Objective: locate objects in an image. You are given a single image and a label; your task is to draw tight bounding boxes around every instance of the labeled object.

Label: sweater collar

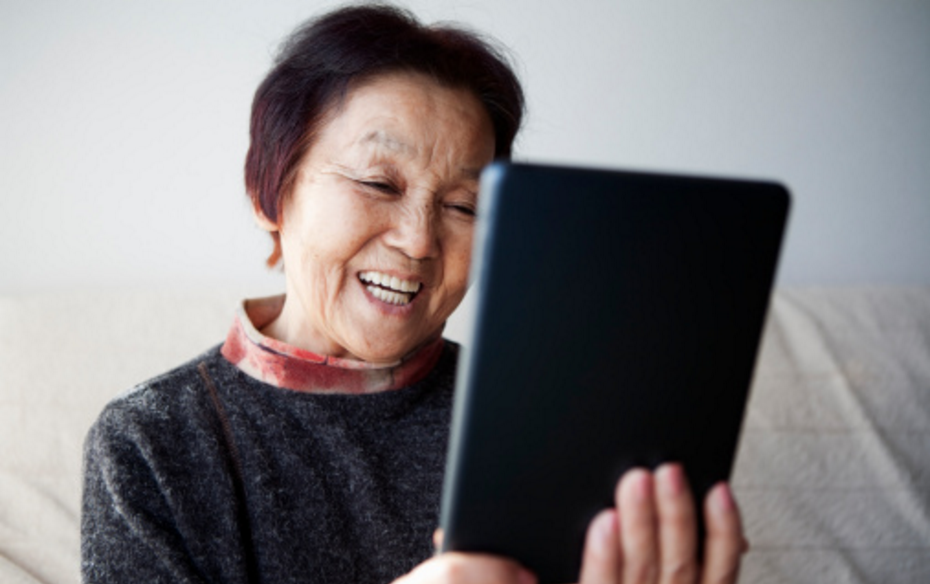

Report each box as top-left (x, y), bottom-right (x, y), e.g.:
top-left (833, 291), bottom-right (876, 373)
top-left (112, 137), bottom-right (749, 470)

top-left (221, 295), bottom-right (444, 394)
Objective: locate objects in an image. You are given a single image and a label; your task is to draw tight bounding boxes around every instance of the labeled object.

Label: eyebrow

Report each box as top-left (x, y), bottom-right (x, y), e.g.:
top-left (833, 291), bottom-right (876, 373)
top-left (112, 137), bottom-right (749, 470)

top-left (359, 130), bottom-right (412, 154)
top-left (358, 130), bottom-right (485, 182)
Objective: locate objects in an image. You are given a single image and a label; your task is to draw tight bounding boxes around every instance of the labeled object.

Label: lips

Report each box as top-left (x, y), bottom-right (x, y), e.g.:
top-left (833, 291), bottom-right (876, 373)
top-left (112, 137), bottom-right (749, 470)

top-left (359, 271), bottom-right (423, 306)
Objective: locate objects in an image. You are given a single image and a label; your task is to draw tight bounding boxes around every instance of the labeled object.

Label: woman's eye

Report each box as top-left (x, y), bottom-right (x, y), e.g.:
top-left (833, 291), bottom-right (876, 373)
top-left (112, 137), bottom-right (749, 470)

top-left (361, 181), bottom-right (398, 194)
top-left (447, 203), bottom-right (476, 217)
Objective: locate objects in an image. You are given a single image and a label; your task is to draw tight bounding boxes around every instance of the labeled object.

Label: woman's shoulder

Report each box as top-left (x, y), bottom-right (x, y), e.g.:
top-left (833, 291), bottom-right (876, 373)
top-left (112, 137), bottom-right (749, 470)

top-left (87, 344), bottom-right (227, 446)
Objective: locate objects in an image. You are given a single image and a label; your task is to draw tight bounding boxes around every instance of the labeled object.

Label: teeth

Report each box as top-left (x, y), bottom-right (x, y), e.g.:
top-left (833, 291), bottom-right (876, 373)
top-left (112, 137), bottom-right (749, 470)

top-left (367, 285), bottom-right (412, 305)
top-left (359, 271), bottom-right (421, 294)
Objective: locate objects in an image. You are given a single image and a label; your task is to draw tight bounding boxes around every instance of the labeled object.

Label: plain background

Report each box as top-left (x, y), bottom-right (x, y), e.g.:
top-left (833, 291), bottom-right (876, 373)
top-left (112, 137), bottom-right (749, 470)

top-left (2, 0), bottom-right (929, 298)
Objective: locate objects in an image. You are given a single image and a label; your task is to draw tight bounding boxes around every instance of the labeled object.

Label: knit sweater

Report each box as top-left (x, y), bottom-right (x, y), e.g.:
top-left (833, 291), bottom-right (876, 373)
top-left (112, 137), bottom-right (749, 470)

top-left (81, 298), bottom-right (458, 584)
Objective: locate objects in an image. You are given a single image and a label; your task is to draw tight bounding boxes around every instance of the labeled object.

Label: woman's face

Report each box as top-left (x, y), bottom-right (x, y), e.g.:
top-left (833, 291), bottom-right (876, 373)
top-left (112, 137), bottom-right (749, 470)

top-left (257, 71), bottom-right (495, 364)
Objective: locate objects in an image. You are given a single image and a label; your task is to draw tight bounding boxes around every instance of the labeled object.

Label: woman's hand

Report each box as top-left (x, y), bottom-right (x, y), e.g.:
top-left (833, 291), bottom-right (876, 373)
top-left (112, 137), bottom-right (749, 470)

top-left (395, 463), bottom-right (744, 584)
top-left (393, 550), bottom-right (537, 584)
top-left (579, 464), bottom-right (746, 584)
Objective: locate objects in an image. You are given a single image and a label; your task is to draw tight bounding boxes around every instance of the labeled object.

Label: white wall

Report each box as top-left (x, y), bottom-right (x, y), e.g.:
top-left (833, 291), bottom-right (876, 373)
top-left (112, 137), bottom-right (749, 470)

top-left (2, 0), bottom-right (929, 295)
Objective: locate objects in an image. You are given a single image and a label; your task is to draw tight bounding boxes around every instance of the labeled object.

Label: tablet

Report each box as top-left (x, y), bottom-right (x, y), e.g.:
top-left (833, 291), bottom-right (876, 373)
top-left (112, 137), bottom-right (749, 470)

top-left (439, 162), bottom-right (790, 583)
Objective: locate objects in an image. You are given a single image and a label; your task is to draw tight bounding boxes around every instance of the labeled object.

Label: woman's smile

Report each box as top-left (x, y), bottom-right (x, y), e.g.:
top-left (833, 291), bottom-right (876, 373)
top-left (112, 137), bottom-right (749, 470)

top-left (358, 271), bottom-right (423, 306)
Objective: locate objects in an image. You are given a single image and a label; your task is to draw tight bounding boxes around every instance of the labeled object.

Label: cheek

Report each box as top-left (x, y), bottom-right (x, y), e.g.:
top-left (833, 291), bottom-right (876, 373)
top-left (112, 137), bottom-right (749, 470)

top-left (287, 193), bottom-right (386, 271)
top-left (441, 229), bottom-right (474, 296)
top-left (451, 246), bottom-right (472, 285)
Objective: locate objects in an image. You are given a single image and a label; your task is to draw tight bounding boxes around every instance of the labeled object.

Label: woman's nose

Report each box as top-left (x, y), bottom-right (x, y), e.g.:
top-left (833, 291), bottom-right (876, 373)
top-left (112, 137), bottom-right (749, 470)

top-left (385, 204), bottom-right (440, 260)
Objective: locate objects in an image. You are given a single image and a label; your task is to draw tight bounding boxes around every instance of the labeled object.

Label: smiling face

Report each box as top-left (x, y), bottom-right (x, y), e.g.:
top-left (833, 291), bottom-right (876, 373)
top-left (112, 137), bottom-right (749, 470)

top-left (255, 71), bottom-right (495, 364)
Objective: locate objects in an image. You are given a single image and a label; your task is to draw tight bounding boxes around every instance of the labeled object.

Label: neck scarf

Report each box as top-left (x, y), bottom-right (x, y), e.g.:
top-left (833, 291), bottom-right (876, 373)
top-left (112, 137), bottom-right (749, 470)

top-left (221, 295), bottom-right (444, 394)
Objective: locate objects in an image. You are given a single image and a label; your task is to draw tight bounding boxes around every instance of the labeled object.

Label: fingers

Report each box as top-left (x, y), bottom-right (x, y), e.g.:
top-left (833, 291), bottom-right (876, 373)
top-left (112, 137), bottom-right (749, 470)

top-left (433, 528), bottom-right (444, 552)
top-left (396, 552), bottom-right (537, 584)
top-left (617, 464), bottom-right (700, 584)
top-left (617, 469), bottom-right (659, 582)
top-left (578, 464), bottom-right (744, 584)
top-left (654, 464), bottom-right (698, 583)
top-left (699, 483), bottom-right (745, 584)
top-left (578, 509), bottom-right (621, 584)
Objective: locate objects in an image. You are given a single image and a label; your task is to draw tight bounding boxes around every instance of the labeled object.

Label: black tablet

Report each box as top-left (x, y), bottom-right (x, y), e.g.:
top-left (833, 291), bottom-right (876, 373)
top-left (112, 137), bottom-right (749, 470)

top-left (439, 162), bottom-right (790, 583)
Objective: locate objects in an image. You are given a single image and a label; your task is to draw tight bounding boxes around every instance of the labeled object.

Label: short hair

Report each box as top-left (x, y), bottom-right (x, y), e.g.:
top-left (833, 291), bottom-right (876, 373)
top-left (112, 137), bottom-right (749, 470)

top-left (245, 3), bottom-right (526, 266)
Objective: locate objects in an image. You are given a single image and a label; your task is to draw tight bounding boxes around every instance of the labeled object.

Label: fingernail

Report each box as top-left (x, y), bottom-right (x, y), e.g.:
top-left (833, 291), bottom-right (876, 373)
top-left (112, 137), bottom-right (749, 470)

top-left (712, 482), bottom-right (735, 513)
top-left (627, 468), bottom-right (652, 502)
top-left (658, 463), bottom-right (685, 496)
top-left (593, 509), bottom-right (617, 550)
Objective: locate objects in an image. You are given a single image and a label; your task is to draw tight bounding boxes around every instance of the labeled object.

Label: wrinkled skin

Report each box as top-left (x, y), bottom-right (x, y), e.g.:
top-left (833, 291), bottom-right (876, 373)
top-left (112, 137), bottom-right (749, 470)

top-left (255, 71), bottom-right (493, 364)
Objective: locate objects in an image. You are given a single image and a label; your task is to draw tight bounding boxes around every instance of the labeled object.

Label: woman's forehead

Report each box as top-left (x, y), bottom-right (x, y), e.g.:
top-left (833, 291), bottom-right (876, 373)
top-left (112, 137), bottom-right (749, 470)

top-left (313, 77), bottom-right (493, 169)
top-left (336, 73), bottom-right (491, 133)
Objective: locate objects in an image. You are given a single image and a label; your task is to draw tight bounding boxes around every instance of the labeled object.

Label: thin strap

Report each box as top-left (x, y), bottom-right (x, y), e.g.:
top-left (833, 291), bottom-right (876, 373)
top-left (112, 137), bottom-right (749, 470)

top-left (198, 362), bottom-right (260, 582)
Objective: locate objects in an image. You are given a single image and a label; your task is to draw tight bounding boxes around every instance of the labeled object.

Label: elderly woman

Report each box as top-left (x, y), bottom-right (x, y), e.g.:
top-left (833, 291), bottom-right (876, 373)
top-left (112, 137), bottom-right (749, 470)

top-left (82, 5), bottom-right (745, 584)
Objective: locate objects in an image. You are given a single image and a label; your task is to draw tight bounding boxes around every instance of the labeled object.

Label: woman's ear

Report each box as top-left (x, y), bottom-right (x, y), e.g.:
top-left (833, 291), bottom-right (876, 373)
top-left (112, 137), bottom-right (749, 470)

top-left (252, 200), bottom-right (279, 233)
top-left (251, 199), bottom-right (284, 267)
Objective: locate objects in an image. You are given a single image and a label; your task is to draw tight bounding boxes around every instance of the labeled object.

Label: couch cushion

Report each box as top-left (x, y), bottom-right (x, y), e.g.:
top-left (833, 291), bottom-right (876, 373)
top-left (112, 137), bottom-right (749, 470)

top-left (0, 288), bottom-right (243, 584)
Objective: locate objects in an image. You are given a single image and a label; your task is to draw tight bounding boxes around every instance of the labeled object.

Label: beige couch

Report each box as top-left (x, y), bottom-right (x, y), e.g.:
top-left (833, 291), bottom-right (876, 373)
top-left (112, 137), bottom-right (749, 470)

top-left (2, 287), bottom-right (928, 583)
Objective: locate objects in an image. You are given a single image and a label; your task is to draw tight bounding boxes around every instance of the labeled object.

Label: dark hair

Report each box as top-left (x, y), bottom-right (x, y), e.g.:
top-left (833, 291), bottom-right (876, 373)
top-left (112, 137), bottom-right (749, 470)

top-left (245, 3), bottom-right (525, 266)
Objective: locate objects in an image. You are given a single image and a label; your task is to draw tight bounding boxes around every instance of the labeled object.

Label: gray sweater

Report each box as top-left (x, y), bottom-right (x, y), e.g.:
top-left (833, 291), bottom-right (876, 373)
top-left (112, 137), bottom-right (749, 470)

top-left (82, 341), bottom-right (458, 584)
